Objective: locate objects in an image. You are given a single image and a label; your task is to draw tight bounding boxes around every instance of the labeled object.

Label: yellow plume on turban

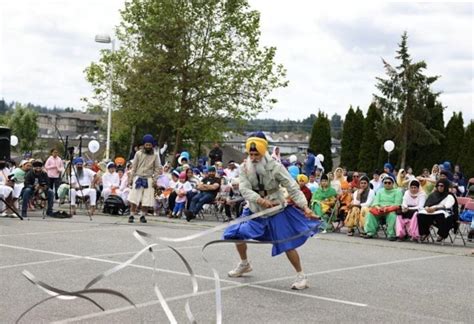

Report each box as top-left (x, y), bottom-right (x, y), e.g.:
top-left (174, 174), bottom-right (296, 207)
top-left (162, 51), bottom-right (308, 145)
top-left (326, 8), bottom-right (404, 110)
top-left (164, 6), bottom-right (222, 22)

top-left (296, 174), bottom-right (308, 184)
top-left (245, 137), bottom-right (268, 156)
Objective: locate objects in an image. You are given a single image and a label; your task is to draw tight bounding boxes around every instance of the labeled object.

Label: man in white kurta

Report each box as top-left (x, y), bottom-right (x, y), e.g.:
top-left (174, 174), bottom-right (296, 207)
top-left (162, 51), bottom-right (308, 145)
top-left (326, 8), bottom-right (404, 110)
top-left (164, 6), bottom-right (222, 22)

top-left (70, 157), bottom-right (97, 215)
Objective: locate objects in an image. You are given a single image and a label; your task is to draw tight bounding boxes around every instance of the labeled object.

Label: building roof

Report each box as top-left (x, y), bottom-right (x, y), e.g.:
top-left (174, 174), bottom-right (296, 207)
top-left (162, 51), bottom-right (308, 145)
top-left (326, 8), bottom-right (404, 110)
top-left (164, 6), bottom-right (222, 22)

top-left (38, 112), bottom-right (101, 121)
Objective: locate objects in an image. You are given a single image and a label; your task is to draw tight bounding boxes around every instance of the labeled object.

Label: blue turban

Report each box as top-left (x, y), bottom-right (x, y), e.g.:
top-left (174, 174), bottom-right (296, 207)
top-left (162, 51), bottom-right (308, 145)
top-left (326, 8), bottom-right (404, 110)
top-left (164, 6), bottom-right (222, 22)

top-left (143, 134), bottom-right (154, 144)
top-left (384, 163), bottom-right (394, 172)
top-left (443, 161), bottom-right (451, 171)
top-left (73, 157), bottom-right (84, 165)
top-left (250, 131), bottom-right (267, 140)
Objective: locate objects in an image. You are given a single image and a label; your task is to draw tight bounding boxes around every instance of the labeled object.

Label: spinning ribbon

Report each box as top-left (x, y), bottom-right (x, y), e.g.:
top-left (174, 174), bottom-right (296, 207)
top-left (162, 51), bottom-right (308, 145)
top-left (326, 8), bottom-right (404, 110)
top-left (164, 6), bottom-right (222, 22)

top-left (17, 205), bottom-right (321, 323)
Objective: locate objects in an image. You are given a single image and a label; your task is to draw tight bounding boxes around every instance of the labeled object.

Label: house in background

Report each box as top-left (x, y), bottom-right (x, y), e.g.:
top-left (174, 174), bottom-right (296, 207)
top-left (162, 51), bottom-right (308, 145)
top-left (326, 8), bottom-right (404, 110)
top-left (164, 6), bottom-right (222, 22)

top-left (37, 112), bottom-right (101, 139)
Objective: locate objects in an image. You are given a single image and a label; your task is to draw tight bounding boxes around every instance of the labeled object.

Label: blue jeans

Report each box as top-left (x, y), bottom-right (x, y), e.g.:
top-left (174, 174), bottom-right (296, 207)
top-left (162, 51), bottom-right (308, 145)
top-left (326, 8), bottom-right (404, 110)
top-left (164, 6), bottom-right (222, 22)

top-left (189, 192), bottom-right (215, 215)
top-left (22, 187), bottom-right (54, 216)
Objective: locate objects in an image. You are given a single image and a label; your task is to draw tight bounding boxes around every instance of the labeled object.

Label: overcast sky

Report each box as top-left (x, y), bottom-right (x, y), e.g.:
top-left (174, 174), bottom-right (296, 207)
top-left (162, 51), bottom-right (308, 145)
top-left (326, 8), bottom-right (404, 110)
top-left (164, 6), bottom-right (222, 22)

top-left (1, 1), bottom-right (472, 124)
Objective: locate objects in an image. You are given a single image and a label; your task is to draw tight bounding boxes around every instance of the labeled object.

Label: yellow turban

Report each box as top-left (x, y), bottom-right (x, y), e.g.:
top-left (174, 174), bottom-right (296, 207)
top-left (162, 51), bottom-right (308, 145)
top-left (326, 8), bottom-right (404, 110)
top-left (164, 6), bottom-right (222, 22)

top-left (297, 174), bottom-right (308, 184)
top-left (245, 137), bottom-right (268, 156)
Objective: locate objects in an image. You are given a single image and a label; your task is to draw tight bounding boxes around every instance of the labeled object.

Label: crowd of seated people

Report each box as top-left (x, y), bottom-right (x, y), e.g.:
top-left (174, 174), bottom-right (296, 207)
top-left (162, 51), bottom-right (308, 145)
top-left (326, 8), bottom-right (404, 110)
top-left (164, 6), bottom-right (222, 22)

top-left (1, 143), bottom-right (473, 249)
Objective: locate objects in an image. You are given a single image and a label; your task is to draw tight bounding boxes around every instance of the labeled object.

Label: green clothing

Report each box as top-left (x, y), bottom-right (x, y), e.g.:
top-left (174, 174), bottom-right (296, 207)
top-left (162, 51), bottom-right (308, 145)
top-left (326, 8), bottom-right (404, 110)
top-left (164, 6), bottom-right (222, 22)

top-left (311, 187), bottom-right (337, 217)
top-left (312, 186), bottom-right (337, 201)
top-left (371, 188), bottom-right (403, 207)
top-left (364, 188), bottom-right (402, 238)
top-left (12, 168), bottom-right (26, 183)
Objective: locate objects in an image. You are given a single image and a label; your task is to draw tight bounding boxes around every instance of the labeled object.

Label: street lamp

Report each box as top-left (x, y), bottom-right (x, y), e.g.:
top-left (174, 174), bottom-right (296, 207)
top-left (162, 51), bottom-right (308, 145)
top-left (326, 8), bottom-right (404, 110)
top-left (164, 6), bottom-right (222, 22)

top-left (94, 34), bottom-right (115, 161)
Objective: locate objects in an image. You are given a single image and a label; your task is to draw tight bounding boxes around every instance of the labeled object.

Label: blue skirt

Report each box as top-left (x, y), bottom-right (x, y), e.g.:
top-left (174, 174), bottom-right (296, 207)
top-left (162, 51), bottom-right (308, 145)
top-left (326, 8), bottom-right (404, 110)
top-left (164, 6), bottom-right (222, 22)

top-left (223, 205), bottom-right (321, 256)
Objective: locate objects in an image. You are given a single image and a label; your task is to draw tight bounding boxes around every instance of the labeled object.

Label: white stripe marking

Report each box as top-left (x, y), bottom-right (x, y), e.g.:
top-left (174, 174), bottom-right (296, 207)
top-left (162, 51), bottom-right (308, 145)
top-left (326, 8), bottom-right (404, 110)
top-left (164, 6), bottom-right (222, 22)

top-left (1, 243), bottom-right (452, 323)
top-left (0, 257), bottom-right (77, 270)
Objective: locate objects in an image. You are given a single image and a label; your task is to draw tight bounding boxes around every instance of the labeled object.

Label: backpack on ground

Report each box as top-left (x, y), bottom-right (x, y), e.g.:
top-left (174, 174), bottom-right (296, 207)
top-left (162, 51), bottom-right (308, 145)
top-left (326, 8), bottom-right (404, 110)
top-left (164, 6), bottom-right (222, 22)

top-left (103, 195), bottom-right (126, 215)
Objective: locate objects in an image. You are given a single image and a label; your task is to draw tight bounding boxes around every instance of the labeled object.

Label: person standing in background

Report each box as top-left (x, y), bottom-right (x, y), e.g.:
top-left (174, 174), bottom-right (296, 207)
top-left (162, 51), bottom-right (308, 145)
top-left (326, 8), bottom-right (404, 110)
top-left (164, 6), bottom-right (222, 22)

top-left (44, 149), bottom-right (64, 200)
top-left (209, 142), bottom-right (223, 166)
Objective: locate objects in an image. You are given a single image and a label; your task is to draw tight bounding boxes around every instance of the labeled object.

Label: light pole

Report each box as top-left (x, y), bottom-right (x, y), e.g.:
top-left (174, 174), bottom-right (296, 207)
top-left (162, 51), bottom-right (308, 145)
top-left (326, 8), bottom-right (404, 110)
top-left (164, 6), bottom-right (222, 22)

top-left (94, 34), bottom-right (115, 161)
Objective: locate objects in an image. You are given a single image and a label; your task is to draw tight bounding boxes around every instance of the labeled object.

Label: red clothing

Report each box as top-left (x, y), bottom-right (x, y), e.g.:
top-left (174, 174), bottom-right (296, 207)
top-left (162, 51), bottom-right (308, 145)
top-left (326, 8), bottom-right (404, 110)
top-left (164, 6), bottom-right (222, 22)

top-left (350, 179), bottom-right (360, 190)
top-left (300, 185), bottom-right (312, 206)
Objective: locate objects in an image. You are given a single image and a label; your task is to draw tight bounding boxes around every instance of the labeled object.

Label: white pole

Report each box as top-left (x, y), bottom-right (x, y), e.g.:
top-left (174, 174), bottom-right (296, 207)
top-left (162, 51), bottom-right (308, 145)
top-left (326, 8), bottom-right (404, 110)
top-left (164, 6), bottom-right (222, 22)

top-left (105, 39), bottom-right (115, 161)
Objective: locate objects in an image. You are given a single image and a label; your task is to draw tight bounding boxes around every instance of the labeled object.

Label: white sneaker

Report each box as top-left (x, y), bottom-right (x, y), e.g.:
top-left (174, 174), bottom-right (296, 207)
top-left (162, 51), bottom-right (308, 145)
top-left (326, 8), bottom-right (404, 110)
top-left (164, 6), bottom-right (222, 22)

top-left (291, 274), bottom-right (308, 290)
top-left (228, 262), bottom-right (252, 277)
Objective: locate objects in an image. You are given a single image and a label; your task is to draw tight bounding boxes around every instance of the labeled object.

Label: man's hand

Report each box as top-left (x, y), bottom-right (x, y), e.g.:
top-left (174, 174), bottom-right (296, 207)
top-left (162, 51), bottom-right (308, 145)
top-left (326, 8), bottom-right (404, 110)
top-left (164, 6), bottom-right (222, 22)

top-left (303, 206), bottom-right (319, 219)
top-left (257, 198), bottom-right (278, 208)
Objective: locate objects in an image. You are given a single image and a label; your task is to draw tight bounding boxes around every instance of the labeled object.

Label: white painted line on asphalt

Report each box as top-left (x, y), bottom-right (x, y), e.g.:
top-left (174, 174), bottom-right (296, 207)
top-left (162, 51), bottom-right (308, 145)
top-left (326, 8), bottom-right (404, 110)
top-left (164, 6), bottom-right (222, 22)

top-left (89, 245), bottom-right (203, 258)
top-left (2, 243), bottom-right (455, 323)
top-left (0, 257), bottom-right (77, 270)
top-left (250, 254), bottom-right (452, 286)
top-left (247, 284), bottom-right (367, 307)
top-left (0, 227), bottom-right (128, 238)
top-left (52, 280), bottom-right (366, 324)
top-left (0, 244), bottom-right (83, 258)
top-left (0, 244), bottom-right (210, 277)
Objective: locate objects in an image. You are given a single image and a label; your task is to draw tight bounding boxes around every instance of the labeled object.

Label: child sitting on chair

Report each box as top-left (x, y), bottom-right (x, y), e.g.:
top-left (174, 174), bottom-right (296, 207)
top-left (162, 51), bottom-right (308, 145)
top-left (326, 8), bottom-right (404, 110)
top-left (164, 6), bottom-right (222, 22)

top-left (172, 171), bottom-right (192, 218)
top-left (337, 181), bottom-right (353, 228)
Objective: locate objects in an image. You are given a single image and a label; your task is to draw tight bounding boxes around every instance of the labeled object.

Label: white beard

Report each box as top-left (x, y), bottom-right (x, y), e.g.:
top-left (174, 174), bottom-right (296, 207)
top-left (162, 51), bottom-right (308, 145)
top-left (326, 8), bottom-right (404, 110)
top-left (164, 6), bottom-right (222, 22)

top-left (246, 153), bottom-right (269, 177)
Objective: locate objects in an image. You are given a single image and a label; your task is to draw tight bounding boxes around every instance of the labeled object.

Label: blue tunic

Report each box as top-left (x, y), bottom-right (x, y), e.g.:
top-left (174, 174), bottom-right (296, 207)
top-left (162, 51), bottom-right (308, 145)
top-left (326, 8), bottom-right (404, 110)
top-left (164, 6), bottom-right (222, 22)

top-left (223, 205), bottom-right (320, 256)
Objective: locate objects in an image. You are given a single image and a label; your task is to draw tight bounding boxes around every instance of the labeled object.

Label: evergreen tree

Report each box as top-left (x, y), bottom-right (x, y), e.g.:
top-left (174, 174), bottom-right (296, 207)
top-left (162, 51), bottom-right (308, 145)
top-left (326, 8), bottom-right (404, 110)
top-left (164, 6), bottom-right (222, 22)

top-left (407, 94), bottom-right (445, 174)
top-left (340, 106), bottom-right (355, 168)
top-left (458, 121), bottom-right (474, 178)
top-left (358, 103), bottom-right (383, 173)
top-left (354, 107), bottom-right (365, 165)
top-left (340, 107), bottom-right (364, 170)
top-left (444, 112), bottom-right (465, 165)
top-left (309, 111), bottom-right (332, 172)
top-left (374, 31), bottom-right (442, 168)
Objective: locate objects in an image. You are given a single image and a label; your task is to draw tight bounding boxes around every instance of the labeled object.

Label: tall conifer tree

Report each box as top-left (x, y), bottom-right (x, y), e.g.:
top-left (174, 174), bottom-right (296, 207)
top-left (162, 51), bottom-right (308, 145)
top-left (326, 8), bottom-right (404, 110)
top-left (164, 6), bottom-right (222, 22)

top-left (458, 121), bottom-right (474, 178)
top-left (358, 103), bottom-right (383, 173)
top-left (309, 111), bottom-right (333, 172)
top-left (374, 32), bottom-right (442, 168)
top-left (444, 112), bottom-right (464, 165)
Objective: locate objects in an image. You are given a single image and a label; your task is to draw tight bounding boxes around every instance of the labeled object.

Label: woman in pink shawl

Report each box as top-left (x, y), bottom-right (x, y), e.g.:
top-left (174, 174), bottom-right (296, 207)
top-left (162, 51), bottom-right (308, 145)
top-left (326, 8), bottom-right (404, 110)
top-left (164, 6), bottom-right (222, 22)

top-left (271, 146), bottom-right (281, 162)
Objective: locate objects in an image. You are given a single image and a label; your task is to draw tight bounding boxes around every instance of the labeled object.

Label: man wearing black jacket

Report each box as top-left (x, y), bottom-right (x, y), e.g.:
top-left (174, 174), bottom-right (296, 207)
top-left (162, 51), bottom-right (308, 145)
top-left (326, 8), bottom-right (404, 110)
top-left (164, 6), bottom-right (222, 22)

top-left (208, 142), bottom-right (223, 166)
top-left (22, 160), bottom-right (54, 218)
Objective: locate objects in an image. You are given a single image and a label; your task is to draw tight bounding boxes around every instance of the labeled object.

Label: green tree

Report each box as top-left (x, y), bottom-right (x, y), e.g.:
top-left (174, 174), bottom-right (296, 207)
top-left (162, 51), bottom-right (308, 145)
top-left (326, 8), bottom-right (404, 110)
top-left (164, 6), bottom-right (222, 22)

top-left (340, 106), bottom-right (355, 168)
top-left (340, 106), bottom-right (364, 170)
top-left (458, 121), bottom-right (474, 178)
top-left (374, 31), bottom-right (443, 168)
top-left (309, 111), bottom-right (332, 172)
top-left (7, 104), bottom-right (38, 153)
top-left (444, 112), bottom-right (464, 165)
top-left (85, 0), bottom-right (287, 159)
top-left (407, 94), bottom-right (445, 173)
top-left (358, 102), bottom-right (383, 173)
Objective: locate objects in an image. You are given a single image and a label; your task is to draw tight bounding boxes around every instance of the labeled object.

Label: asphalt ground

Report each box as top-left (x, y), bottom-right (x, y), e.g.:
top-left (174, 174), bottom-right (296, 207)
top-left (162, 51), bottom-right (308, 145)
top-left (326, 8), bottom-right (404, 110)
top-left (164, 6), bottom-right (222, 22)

top-left (1, 209), bottom-right (473, 324)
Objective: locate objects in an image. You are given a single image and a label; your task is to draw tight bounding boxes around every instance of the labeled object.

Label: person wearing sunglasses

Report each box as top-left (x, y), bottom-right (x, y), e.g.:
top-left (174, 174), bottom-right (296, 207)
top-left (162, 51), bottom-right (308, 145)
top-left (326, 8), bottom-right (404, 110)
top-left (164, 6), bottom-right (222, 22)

top-left (416, 178), bottom-right (458, 242)
top-left (364, 175), bottom-right (403, 240)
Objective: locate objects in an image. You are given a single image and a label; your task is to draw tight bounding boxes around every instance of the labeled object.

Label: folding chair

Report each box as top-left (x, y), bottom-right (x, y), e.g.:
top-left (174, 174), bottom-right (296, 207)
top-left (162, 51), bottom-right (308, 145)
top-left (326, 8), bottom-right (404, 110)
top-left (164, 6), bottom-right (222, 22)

top-left (321, 201), bottom-right (340, 232)
top-left (380, 219), bottom-right (390, 238)
top-left (453, 201), bottom-right (474, 246)
top-left (199, 201), bottom-right (223, 221)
